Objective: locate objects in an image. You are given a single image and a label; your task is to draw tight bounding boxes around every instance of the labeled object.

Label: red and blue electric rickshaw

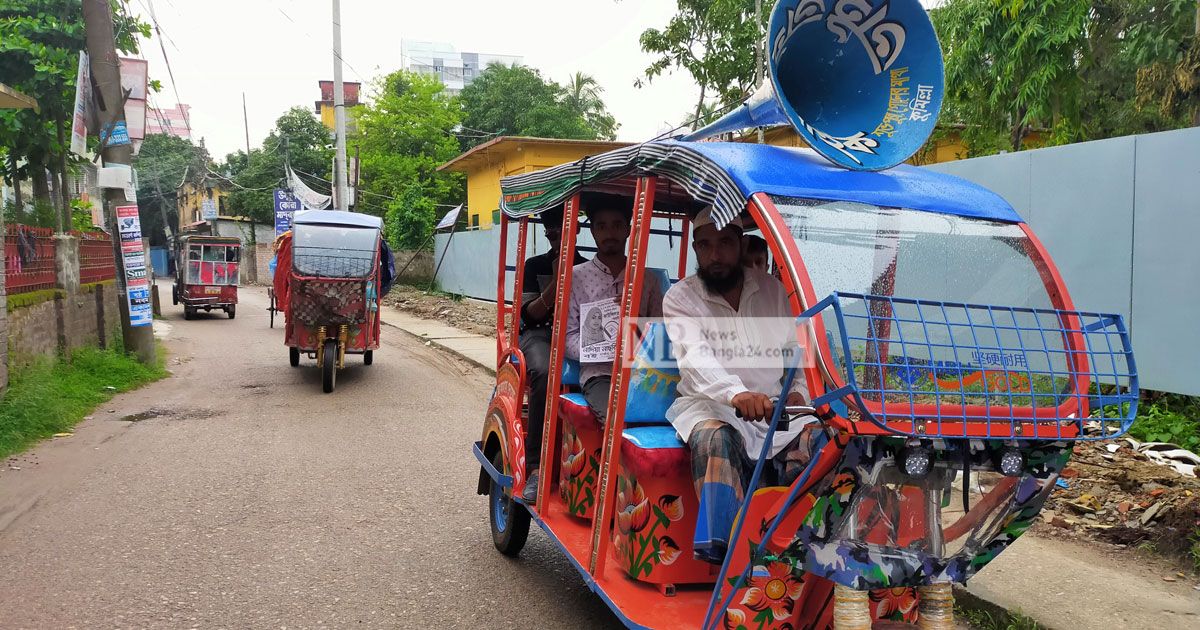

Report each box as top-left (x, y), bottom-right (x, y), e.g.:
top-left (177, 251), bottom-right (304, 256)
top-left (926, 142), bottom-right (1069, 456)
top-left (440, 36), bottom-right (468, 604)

top-left (471, 1), bottom-right (1138, 627)
top-left (173, 235), bottom-right (241, 320)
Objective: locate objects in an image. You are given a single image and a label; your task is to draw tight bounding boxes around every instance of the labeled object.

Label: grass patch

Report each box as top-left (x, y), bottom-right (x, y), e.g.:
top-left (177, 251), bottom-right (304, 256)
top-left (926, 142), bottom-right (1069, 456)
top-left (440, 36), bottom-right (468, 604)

top-left (957, 605), bottom-right (1042, 630)
top-left (0, 346), bottom-right (167, 459)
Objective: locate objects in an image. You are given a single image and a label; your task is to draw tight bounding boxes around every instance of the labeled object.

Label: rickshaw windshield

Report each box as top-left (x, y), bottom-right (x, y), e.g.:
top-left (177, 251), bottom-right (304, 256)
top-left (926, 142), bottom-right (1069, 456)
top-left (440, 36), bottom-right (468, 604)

top-left (184, 243), bottom-right (240, 286)
top-left (293, 225), bottom-right (378, 278)
top-left (773, 196), bottom-right (1077, 409)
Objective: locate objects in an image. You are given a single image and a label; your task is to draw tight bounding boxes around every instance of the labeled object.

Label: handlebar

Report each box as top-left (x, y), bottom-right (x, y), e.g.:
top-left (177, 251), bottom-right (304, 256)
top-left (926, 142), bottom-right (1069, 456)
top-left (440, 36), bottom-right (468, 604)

top-left (734, 397), bottom-right (817, 431)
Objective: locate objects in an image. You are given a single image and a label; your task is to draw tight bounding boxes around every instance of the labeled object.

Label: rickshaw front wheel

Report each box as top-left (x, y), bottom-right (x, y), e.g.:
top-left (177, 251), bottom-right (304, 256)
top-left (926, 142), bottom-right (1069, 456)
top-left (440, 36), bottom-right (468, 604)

top-left (289, 347), bottom-right (300, 367)
top-left (321, 339), bottom-right (338, 393)
top-left (489, 449), bottom-right (530, 557)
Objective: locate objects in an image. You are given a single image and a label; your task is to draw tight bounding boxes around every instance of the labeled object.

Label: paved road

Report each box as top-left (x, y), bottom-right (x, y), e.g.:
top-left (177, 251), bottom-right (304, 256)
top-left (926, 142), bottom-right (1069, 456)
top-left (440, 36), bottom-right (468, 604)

top-left (0, 282), bottom-right (618, 629)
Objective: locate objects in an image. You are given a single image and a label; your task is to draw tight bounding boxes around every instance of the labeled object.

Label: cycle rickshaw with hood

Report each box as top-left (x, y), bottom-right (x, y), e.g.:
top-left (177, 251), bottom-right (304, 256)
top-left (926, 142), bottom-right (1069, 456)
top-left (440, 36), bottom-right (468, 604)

top-left (471, 1), bottom-right (1138, 627)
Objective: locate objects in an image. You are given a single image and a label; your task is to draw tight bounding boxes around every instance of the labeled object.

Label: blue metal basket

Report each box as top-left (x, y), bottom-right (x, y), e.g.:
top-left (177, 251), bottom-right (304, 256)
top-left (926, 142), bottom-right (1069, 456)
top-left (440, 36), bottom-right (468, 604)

top-left (801, 292), bottom-right (1138, 440)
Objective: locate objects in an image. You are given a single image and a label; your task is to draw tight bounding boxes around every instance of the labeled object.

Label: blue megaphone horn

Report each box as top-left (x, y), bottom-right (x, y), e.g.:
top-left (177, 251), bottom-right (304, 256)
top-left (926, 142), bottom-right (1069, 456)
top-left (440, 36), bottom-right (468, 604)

top-left (680, 0), bottom-right (944, 171)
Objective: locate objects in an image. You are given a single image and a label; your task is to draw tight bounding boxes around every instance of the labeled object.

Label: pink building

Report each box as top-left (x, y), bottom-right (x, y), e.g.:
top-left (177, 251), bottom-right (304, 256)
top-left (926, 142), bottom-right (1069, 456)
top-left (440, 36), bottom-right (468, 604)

top-left (147, 103), bottom-right (192, 139)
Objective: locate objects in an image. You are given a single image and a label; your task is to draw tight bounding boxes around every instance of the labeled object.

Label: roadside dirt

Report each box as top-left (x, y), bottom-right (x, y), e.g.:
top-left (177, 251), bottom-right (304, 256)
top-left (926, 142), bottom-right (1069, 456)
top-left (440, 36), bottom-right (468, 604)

top-left (384, 285), bottom-right (498, 338)
top-left (1039, 439), bottom-right (1200, 573)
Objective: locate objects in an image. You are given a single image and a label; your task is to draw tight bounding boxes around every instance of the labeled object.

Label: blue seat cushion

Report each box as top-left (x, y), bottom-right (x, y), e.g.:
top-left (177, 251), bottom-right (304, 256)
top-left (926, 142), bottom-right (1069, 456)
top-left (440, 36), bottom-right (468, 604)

top-left (621, 425), bottom-right (689, 478)
top-left (623, 322), bottom-right (679, 424)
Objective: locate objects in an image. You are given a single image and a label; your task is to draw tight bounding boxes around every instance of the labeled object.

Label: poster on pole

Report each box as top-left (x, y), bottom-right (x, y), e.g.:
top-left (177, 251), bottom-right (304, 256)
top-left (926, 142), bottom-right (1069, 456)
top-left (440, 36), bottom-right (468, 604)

top-left (274, 189), bottom-right (299, 236)
top-left (116, 205), bottom-right (153, 328)
top-left (70, 51), bottom-right (91, 157)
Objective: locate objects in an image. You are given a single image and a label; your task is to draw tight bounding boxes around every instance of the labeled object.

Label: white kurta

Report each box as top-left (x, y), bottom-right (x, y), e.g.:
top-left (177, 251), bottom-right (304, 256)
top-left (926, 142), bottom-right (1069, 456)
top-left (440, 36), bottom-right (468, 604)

top-left (664, 270), bottom-right (811, 458)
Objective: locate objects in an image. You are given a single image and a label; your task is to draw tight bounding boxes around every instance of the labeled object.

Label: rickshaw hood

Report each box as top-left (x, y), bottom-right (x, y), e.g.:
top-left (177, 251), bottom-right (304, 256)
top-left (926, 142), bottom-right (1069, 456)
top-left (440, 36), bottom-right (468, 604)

top-left (498, 140), bottom-right (1021, 230)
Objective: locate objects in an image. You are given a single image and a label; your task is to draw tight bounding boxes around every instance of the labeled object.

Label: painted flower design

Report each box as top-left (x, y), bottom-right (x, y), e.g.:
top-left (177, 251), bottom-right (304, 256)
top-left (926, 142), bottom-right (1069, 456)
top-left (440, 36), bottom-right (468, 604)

top-left (562, 434), bottom-right (586, 477)
top-left (615, 477), bottom-right (650, 534)
top-left (740, 563), bottom-right (804, 620)
top-left (657, 536), bottom-right (681, 565)
top-left (869, 587), bottom-right (918, 620)
top-left (658, 495), bottom-right (684, 522)
top-left (722, 608), bottom-right (747, 630)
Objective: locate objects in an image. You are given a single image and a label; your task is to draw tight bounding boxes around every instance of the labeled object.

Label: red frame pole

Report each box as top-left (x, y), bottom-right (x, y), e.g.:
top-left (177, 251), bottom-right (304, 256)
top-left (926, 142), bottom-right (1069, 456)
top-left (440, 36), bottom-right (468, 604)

top-left (511, 218), bottom-right (529, 351)
top-left (588, 176), bottom-right (656, 576)
top-left (536, 194), bottom-right (582, 507)
top-left (496, 214), bottom-right (509, 360)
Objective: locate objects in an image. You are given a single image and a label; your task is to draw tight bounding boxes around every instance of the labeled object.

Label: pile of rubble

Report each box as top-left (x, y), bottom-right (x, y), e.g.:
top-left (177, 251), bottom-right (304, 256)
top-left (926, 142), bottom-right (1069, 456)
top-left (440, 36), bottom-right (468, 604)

top-left (384, 285), bottom-right (497, 337)
top-left (1040, 437), bottom-right (1200, 569)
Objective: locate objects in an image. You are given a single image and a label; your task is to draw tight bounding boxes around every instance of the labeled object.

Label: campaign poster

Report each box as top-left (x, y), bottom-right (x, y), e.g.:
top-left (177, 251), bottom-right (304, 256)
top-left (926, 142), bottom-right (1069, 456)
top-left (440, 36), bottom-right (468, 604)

top-left (579, 298), bottom-right (621, 363)
top-left (116, 205), bottom-right (153, 327)
top-left (274, 189), bottom-right (299, 236)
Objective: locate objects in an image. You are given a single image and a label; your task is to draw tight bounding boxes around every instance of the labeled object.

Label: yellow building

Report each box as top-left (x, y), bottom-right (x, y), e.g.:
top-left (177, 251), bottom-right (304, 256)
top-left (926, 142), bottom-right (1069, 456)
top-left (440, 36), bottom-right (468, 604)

top-left (176, 175), bottom-right (230, 231)
top-left (438, 137), bottom-right (633, 229)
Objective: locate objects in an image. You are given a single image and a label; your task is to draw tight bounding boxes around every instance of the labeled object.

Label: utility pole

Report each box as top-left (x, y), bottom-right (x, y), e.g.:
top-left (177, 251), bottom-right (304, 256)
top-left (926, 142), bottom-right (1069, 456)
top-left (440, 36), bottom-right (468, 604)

top-left (242, 92), bottom-right (252, 157)
top-left (331, 0), bottom-right (350, 210)
top-left (82, 0), bottom-right (156, 365)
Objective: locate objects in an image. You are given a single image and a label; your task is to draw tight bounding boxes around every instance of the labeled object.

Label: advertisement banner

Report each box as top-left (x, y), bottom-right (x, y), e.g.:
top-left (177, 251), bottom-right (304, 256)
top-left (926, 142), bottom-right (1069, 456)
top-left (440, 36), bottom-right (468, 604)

top-left (116, 205), bottom-right (153, 327)
top-left (118, 58), bottom-right (148, 141)
top-left (274, 189), bottom-right (299, 235)
top-left (71, 51), bottom-right (91, 157)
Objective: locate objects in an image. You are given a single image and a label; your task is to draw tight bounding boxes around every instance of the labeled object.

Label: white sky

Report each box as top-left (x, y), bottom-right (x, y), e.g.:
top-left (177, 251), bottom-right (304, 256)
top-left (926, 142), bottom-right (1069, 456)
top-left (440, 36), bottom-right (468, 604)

top-left (128, 0), bottom-right (702, 160)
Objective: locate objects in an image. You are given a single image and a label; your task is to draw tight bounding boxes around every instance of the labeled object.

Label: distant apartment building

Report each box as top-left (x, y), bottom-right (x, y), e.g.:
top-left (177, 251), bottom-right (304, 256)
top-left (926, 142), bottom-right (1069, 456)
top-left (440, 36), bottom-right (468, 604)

top-left (147, 103), bottom-right (192, 139)
top-left (401, 41), bottom-right (522, 94)
top-left (315, 80), bottom-right (361, 131)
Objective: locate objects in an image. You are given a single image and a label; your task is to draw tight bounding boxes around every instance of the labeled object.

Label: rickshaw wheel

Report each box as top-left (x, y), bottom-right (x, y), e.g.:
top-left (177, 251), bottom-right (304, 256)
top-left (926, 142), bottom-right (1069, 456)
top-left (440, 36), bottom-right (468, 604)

top-left (227, 305), bottom-right (236, 319)
top-left (171, 286), bottom-right (178, 306)
top-left (321, 339), bottom-right (337, 393)
top-left (289, 347), bottom-right (300, 367)
top-left (183, 306), bottom-right (193, 320)
top-left (363, 350), bottom-right (373, 365)
top-left (489, 449), bottom-right (530, 557)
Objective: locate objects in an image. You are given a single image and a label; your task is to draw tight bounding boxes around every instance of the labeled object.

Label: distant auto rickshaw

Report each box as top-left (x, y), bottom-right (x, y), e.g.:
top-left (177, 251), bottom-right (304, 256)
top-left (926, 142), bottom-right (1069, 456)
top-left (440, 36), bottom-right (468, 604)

top-left (172, 235), bottom-right (241, 320)
top-left (471, 2), bottom-right (1139, 628)
top-left (276, 210), bottom-right (386, 393)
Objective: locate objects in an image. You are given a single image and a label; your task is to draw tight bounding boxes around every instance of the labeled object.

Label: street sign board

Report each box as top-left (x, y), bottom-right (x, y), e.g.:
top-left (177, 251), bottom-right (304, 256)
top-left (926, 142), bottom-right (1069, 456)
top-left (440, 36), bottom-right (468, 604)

top-left (201, 199), bottom-right (218, 220)
top-left (274, 189), bottom-right (299, 235)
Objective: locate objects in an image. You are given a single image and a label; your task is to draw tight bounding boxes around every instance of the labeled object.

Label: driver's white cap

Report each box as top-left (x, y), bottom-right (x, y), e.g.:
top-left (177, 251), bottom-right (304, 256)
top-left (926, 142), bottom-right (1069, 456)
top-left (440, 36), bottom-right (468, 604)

top-left (692, 206), bottom-right (744, 234)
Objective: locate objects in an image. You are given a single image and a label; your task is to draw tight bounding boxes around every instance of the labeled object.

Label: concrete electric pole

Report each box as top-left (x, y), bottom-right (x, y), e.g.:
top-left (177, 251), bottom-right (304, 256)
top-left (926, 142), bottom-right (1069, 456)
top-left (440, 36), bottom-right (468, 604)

top-left (82, 0), bottom-right (156, 365)
top-left (331, 0), bottom-right (350, 210)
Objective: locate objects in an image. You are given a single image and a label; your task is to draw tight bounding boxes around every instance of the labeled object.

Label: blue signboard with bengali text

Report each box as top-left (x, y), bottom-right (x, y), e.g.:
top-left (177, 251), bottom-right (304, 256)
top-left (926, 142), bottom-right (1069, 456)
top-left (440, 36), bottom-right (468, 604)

top-left (274, 189), bottom-right (299, 236)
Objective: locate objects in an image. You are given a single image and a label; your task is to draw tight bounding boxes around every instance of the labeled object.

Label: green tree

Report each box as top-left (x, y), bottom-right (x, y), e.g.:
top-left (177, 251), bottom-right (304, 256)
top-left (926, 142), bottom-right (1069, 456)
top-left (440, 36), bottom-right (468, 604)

top-left (635, 0), bottom-right (762, 126)
top-left (565, 72), bottom-right (619, 140)
top-left (0, 0), bottom-right (149, 224)
top-left (223, 107), bottom-right (333, 224)
top-left (459, 64), bottom-right (597, 148)
top-left (352, 70), bottom-right (463, 248)
top-left (933, 0), bottom-right (1200, 155)
top-left (134, 134), bottom-right (210, 245)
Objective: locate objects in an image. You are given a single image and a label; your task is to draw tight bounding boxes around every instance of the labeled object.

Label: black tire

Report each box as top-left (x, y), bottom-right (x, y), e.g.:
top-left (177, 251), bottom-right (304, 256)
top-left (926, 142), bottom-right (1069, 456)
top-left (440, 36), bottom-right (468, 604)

top-left (289, 347), bottom-right (300, 367)
top-left (489, 449), bottom-right (530, 557)
top-left (363, 350), bottom-right (373, 365)
top-left (171, 285), bottom-right (178, 306)
top-left (321, 339), bottom-right (337, 393)
top-left (183, 306), bottom-right (193, 320)
top-left (269, 300), bottom-right (275, 328)
top-left (227, 305), bottom-right (236, 319)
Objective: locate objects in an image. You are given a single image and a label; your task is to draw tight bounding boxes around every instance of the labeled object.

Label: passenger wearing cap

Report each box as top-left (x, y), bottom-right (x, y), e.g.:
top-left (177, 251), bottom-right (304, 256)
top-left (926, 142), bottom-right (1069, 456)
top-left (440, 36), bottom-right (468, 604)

top-left (662, 207), bottom-right (816, 564)
top-left (563, 193), bottom-right (665, 423)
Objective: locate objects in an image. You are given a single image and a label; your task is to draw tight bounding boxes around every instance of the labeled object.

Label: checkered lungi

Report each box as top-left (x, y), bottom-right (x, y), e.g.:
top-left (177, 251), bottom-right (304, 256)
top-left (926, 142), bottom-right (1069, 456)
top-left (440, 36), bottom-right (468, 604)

top-left (687, 419), bottom-right (817, 563)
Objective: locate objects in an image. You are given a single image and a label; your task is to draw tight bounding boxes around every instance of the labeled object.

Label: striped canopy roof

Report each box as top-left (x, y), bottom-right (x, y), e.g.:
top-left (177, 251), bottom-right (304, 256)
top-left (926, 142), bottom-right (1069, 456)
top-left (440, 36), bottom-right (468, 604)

top-left (498, 140), bottom-right (1022, 229)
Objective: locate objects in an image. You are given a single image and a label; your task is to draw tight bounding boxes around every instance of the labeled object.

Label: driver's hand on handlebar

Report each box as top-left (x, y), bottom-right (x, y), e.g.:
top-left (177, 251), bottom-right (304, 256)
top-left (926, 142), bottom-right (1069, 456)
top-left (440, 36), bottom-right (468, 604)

top-left (731, 392), bottom-right (774, 423)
